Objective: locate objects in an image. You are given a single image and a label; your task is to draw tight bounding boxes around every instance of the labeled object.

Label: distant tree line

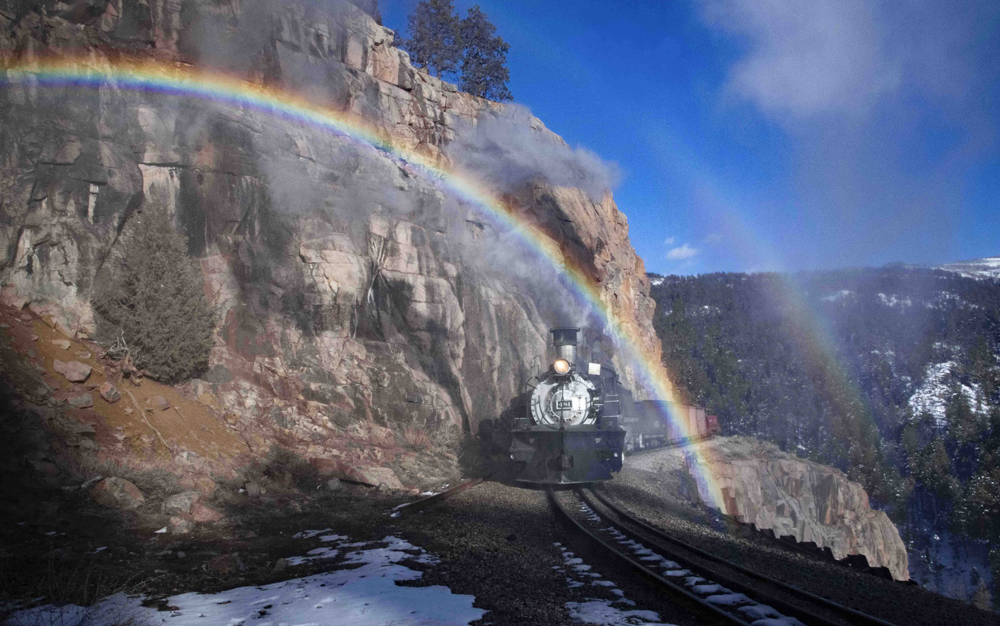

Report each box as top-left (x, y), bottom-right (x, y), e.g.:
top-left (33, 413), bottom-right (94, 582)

top-left (649, 267), bottom-right (1000, 604)
top-left (400, 0), bottom-right (512, 101)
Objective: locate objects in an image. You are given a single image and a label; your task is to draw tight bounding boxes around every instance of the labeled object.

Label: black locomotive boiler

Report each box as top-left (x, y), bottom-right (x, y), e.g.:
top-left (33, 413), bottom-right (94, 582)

top-left (509, 328), bottom-right (626, 484)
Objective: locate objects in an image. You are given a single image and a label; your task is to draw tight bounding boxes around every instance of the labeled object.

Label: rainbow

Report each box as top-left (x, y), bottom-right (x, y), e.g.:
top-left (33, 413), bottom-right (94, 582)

top-left (0, 58), bottom-right (729, 509)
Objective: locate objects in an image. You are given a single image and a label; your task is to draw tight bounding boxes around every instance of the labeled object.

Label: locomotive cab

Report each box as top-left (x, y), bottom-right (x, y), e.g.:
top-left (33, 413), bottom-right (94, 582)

top-left (509, 327), bottom-right (626, 485)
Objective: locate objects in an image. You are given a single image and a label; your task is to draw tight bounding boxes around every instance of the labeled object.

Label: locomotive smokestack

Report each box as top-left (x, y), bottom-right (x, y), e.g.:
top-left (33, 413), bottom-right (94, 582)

top-left (551, 327), bottom-right (580, 365)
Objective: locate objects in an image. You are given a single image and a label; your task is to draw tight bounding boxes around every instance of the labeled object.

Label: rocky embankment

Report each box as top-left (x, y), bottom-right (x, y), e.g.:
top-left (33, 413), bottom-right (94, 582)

top-left (0, 0), bottom-right (660, 491)
top-left (627, 437), bottom-right (909, 581)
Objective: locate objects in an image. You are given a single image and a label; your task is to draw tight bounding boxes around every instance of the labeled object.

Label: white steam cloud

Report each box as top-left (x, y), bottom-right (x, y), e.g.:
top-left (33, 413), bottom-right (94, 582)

top-left (446, 105), bottom-right (621, 202)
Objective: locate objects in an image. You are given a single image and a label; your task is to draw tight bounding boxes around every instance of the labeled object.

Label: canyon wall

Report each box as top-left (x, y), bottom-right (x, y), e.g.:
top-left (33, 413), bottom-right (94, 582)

top-left (0, 0), bottom-right (661, 481)
top-left (689, 438), bottom-right (909, 580)
top-left (630, 438), bottom-right (909, 581)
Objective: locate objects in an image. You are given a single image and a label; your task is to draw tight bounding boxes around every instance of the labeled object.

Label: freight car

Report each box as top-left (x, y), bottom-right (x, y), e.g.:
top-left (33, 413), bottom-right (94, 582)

top-left (621, 399), bottom-right (720, 452)
top-left (509, 328), bottom-right (626, 484)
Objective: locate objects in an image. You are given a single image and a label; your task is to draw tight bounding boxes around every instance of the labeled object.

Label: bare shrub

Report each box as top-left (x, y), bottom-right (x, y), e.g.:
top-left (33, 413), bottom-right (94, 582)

top-left (222, 446), bottom-right (322, 497)
top-left (76, 450), bottom-right (179, 500)
top-left (0, 553), bottom-right (152, 626)
top-left (403, 426), bottom-right (433, 451)
top-left (92, 205), bottom-right (214, 384)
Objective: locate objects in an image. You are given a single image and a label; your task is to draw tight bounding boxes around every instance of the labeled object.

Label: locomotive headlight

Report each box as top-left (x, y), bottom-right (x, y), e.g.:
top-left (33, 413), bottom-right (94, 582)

top-left (553, 359), bottom-right (571, 375)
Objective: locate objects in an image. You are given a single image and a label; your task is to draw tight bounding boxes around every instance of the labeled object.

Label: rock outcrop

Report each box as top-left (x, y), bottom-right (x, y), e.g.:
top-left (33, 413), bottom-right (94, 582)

top-left (632, 437), bottom-right (910, 581)
top-left (0, 0), bottom-right (663, 480)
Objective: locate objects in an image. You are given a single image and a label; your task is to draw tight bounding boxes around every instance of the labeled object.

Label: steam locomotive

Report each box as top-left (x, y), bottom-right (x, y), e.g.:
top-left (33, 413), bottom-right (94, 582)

top-left (509, 328), bottom-right (626, 484)
top-left (508, 327), bottom-right (720, 485)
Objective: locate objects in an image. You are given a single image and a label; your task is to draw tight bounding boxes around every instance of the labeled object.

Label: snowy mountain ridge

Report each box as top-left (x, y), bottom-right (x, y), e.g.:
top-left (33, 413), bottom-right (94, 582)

top-left (937, 256), bottom-right (1000, 281)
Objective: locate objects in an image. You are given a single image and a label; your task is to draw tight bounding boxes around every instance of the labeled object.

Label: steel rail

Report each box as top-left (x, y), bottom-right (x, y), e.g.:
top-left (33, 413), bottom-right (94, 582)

top-left (389, 476), bottom-right (486, 517)
top-left (546, 487), bottom-right (751, 626)
top-left (587, 488), bottom-right (898, 626)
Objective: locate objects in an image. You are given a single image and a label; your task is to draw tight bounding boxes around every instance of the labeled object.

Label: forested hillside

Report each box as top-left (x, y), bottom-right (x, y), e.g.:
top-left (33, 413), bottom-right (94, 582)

top-left (650, 267), bottom-right (1000, 594)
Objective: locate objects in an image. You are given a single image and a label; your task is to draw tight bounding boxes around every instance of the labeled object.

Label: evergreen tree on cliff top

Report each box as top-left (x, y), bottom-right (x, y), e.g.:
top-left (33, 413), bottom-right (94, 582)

top-left (402, 1), bottom-right (512, 101)
top-left (459, 6), bottom-right (512, 101)
top-left (402, 0), bottom-right (462, 79)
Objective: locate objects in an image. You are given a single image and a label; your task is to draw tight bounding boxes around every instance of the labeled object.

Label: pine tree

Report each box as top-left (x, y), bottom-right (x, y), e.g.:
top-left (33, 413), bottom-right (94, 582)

top-left (402, 0), bottom-right (462, 79)
top-left (458, 6), bottom-right (512, 101)
top-left (92, 206), bottom-right (215, 383)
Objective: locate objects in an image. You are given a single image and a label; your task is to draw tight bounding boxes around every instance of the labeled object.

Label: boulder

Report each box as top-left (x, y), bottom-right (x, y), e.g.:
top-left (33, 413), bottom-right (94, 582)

top-left (99, 382), bottom-right (121, 403)
top-left (163, 491), bottom-right (200, 515)
top-left (179, 475), bottom-right (217, 498)
top-left (53, 360), bottom-right (92, 383)
top-left (66, 393), bottom-right (94, 408)
top-left (190, 502), bottom-right (223, 523)
top-left (325, 477), bottom-right (344, 491)
top-left (169, 516), bottom-right (194, 534)
top-left (207, 553), bottom-right (245, 575)
top-left (90, 477), bottom-right (145, 510)
top-left (147, 396), bottom-right (170, 411)
top-left (51, 339), bottom-right (71, 350)
top-left (307, 458), bottom-right (404, 490)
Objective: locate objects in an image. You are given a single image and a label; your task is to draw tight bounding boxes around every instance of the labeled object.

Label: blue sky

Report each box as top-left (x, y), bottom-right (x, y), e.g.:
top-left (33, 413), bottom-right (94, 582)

top-left (381, 0), bottom-right (1000, 276)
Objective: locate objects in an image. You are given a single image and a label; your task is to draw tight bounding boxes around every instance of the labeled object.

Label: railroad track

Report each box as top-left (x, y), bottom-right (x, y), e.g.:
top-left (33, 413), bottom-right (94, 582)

top-left (389, 476), bottom-right (486, 517)
top-left (549, 486), bottom-right (898, 626)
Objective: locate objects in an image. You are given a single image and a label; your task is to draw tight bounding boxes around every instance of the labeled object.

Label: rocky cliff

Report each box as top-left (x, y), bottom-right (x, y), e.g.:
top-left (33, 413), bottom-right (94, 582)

top-left (0, 0), bottom-right (661, 485)
top-left (629, 437), bottom-right (910, 581)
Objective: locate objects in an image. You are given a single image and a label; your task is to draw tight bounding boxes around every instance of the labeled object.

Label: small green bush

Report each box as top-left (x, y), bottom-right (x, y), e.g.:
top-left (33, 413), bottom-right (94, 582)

top-left (93, 206), bottom-right (215, 383)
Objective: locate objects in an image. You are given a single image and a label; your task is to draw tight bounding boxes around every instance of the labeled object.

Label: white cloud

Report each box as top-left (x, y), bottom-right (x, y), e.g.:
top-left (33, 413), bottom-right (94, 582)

top-left (699, 0), bottom-right (900, 120)
top-left (663, 236), bottom-right (676, 245)
top-left (696, 0), bottom-right (999, 270)
top-left (666, 244), bottom-right (699, 260)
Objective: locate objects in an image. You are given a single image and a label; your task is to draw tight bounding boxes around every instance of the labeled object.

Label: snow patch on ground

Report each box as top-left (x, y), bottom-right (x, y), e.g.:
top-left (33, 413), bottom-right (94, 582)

top-left (650, 276), bottom-right (664, 286)
top-left (908, 361), bottom-right (981, 426)
top-left (554, 542), bottom-right (673, 625)
top-left (821, 290), bottom-right (854, 302)
top-left (565, 600), bottom-right (670, 626)
top-left (8, 534), bottom-right (481, 626)
top-left (877, 293), bottom-right (912, 308)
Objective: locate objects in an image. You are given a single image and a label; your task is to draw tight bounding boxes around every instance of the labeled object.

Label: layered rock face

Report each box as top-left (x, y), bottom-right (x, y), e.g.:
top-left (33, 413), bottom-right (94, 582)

top-left (632, 438), bottom-right (909, 581)
top-left (0, 0), bottom-right (661, 479)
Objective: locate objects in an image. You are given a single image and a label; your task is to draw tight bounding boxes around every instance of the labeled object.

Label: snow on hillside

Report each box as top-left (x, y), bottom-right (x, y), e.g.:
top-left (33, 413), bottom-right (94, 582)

top-left (821, 290), bottom-right (854, 302)
top-left (908, 361), bottom-right (981, 426)
top-left (650, 275), bottom-right (664, 286)
top-left (937, 256), bottom-right (1000, 280)
top-left (878, 293), bottom-right (912, 308)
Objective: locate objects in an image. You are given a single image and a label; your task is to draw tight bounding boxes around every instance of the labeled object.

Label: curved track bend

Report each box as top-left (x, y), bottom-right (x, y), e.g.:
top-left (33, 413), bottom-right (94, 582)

top-left (581, 487), bottom-right (898, 626)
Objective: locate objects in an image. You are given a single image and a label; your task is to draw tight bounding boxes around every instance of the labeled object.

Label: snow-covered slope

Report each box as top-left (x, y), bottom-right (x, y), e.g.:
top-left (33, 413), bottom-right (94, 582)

top-left (937, 256), bottom-right (1000, 280)
top-left (908, 361), bottom-right (983, 426)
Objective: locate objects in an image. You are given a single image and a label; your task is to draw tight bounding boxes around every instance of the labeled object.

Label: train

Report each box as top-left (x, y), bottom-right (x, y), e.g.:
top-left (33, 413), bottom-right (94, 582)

top-left (621, 398), bottom-right (720, 452)
top-left (508, 327), bottom-right (720, 485)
